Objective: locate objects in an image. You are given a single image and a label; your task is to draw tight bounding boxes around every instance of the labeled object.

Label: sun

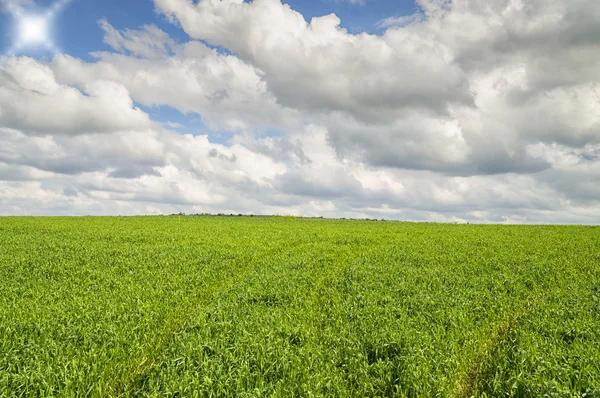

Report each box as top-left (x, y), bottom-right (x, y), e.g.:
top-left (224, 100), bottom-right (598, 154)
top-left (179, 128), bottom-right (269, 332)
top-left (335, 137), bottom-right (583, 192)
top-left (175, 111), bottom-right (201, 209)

top-left (19, 15), bottom-right (50, 46)
top-left (2, 0), bottom-right (73, 56)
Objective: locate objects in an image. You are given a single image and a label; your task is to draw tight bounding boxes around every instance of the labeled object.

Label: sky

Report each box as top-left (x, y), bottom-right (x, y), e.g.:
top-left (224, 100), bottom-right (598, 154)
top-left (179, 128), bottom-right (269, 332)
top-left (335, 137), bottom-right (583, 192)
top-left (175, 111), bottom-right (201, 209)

top-left (0, 0), bottom-right (599, 223)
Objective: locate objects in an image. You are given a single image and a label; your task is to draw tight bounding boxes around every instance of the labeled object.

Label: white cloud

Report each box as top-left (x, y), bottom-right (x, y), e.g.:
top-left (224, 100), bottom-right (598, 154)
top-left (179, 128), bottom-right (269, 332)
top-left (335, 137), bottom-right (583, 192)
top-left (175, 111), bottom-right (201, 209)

top-left (154, 0), bottom-right (472, 120)
top-left (0, 57), bottom-right (155, 134)
top-left (1, 0), bottom-right (600, 223)
top-left (152, 0), bottom-right (600, 175)
top-left (51, 23), bottom-right (299, 133)
top-left (377, 13), bottom-right (423, 29)
top-left (99, 19), bottom-right (176, 59)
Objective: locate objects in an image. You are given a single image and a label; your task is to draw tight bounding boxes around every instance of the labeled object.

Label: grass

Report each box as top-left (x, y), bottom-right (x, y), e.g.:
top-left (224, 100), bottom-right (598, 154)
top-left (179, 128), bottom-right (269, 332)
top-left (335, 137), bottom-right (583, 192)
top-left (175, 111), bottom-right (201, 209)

top-left (0, 216), bottom-right (599, 397)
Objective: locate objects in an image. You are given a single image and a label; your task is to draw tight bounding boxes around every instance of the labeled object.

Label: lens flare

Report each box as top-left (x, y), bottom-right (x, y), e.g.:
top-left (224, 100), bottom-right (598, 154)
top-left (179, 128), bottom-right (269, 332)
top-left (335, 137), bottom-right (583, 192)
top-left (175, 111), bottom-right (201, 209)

top-left (2, 0), bottom-right (73, 56)
top-left (19, 16), bottom-right (49, 45)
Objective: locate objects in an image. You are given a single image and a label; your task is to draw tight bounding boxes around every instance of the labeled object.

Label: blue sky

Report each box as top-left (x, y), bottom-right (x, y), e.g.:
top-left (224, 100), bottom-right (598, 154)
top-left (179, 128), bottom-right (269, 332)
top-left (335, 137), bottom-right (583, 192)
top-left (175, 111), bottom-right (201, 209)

top-left (1, 0), bottom-right (417, 60)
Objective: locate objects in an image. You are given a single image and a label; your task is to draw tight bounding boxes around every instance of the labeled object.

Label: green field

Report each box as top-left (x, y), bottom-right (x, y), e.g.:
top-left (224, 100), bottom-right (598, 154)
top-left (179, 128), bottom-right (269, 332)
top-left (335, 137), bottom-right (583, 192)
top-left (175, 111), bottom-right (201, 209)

top-left (0, 217), bottom-right (599, 397)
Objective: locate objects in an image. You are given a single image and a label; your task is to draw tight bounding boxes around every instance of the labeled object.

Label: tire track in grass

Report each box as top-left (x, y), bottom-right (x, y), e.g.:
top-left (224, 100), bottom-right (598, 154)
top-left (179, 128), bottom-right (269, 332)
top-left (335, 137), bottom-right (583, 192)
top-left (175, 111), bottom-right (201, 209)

top-left (112, 230), bottom-right (324, 397)
top-left (283, 242), bottom-right (378, 395)
top-left (110, 251), bottom-right (269, 397)
top-left (120, 237), bottom-right (369, 397)
top-left (451, 296), bottom-right (542, 398)
top-left (452, 253), bottom-right (587, 397)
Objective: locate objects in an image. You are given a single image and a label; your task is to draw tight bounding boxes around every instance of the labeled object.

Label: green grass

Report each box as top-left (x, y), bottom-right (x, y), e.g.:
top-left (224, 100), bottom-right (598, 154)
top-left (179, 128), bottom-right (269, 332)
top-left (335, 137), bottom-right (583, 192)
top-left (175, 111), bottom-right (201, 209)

top-left (0, 216), bottom-right (599, 397)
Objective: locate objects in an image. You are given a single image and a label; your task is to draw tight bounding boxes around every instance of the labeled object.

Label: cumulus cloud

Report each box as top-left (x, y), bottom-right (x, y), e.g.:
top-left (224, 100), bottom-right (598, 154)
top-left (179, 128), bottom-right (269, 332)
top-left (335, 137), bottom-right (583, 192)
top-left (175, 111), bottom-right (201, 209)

top-left (0, 57), bottom-right (155, 134)
top-left (153, 0), bottom-right (600, 176)
top-left (1, 0), bottom-right (599, 223)
top-left (51, 22), bottom-right (299, 133)
top-left (154, 0), bottom-right (472, 119)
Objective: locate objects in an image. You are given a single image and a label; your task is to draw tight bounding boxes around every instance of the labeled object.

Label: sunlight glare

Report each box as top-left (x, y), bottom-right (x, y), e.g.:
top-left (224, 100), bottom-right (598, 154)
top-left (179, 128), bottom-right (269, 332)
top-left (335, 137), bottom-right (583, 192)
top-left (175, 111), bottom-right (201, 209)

top-left (19, 15), bottom-right (49, 46)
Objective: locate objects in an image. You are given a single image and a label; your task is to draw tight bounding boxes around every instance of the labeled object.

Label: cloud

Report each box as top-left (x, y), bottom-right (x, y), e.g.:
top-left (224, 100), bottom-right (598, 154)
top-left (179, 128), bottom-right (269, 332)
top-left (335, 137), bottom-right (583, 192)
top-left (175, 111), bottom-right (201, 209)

top-left (0, 0), bottom-right (33, 15)
top-left (0, 114), bottom-right (597, 222)
top-left (0, 57), bottom-right (155, 135)
top-left (152, 0), bottom-right (600, 177)
top-left (99, 19), bottom-right (176, 59)
top-left (1, 0), bottom-right (600, 223)
top-left (51, 22), bottom-right (299, 133)
top-left (377, 13), bottom-right (423, 29)
top-left (154, 0), bottom-right (473, 120)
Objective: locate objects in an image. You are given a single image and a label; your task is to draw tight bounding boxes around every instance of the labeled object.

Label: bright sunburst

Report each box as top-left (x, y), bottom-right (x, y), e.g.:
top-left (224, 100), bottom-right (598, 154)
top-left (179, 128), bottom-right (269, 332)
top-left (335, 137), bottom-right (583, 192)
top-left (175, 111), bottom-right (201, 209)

top-left (2, 0), bottom-right (72, 56)
top-left (19, 15), bottom-right (50, 45)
